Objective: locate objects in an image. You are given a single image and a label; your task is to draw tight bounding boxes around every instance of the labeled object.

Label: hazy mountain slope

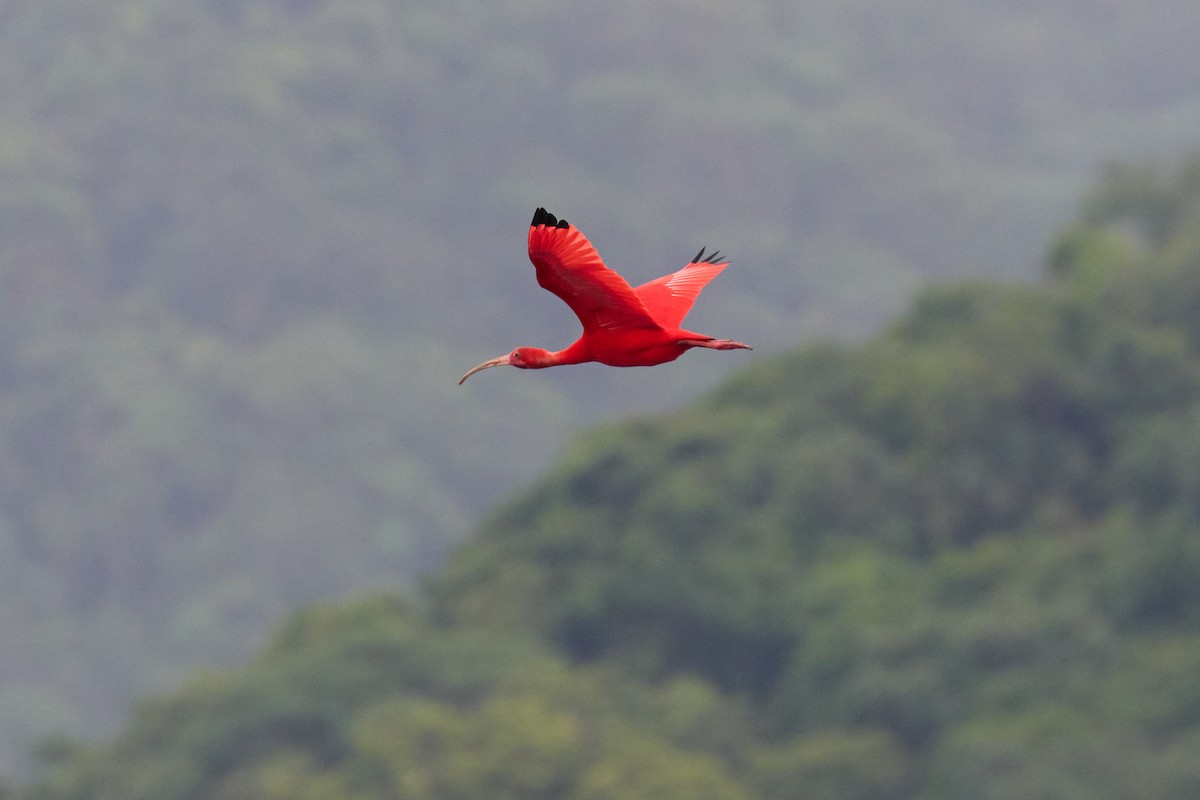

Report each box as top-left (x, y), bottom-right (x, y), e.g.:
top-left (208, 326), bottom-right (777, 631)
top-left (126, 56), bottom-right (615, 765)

top-left (19, 155), bottom-right (1200, 800)
top-left (4, 0), bottom-right (1200, 773)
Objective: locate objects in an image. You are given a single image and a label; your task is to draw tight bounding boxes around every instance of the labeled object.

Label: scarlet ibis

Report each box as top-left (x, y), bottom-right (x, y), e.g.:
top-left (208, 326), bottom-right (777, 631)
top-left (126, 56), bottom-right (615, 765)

top-left (459, 208), bottom-right (751, 384)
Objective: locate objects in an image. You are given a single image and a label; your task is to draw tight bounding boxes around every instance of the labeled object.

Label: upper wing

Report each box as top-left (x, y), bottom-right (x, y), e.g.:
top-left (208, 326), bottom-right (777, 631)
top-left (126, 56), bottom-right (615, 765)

top-left (528, 208), bottom-right (661, 334)
top-left (633, 247), bottom-right (729, 328)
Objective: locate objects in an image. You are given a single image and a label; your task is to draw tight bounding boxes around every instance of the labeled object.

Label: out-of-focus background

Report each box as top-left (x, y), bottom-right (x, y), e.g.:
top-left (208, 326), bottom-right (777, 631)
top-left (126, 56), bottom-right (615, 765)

top-left (5, 0), bottom-right (1200, 796)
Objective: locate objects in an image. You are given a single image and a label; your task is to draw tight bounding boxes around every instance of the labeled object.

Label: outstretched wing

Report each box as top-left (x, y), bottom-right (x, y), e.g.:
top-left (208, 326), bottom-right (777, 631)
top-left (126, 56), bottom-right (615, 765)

top-left (528, 208), bottom-right (661, 334)
top-left (633, 247), bottom-right (729, 328)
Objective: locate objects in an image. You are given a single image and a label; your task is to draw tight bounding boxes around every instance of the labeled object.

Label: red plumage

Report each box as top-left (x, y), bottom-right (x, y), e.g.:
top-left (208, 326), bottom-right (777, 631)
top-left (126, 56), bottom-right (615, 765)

top-left (459, 208), bottom-right (750, 384)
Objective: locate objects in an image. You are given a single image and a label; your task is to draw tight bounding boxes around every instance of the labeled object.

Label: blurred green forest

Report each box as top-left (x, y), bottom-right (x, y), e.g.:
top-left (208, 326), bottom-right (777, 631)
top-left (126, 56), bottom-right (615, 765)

top-left (17, 154), bottom-right (1200, 799)
top-left (5, 0), bottom-right (1200, 778)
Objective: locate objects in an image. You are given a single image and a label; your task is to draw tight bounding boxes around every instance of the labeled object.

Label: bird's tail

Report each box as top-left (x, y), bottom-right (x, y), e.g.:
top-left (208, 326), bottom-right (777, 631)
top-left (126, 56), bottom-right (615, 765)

top-left (682, 338), bottom-right (752, 351)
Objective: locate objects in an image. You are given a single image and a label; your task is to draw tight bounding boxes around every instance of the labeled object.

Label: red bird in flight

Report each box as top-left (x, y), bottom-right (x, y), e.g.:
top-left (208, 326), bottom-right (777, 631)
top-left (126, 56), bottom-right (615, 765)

top-left (459, 208), bottom-right (751, 384)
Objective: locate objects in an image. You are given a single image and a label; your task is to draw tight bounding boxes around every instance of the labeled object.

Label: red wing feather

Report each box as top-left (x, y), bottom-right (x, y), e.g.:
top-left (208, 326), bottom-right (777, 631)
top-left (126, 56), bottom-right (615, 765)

top-left (527, 208), bottom-right (660, 334)
top-left (634, 247), bottom-right (729, 328)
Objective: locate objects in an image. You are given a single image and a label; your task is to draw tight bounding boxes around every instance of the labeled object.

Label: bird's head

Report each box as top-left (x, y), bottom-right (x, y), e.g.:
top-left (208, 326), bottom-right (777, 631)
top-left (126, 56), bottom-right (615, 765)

top-left (458, 347), bottom-right (554, 384)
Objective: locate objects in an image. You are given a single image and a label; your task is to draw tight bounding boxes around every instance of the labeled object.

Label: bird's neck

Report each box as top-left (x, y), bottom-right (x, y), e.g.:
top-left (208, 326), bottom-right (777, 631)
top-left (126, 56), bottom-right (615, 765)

top-left (549, 338), bottom-right (592, 367)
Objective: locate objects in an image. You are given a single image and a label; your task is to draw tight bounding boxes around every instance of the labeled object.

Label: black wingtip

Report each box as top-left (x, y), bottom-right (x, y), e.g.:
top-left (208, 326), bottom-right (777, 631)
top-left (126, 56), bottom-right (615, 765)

top-left (694, 246), bottom-right (706, 263)
top-left (531, 207), bottom-right (570, 229)
top-left (692, 247), bottom-right (725, 264)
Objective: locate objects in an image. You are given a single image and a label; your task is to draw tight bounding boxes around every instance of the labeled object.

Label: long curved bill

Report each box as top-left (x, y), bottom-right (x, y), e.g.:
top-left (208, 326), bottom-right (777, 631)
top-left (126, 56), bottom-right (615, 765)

top-left (458, 354), bottom-right (512, 384)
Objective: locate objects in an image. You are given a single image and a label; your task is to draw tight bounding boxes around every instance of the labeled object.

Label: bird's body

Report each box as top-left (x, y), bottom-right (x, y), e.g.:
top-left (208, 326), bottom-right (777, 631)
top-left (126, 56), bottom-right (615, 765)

top-left (459, 208), bottom-right (751, 384)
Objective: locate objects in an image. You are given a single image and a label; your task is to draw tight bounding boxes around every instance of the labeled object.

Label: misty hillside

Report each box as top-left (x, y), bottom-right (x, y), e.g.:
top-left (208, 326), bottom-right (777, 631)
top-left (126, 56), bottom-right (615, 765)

top-left (17, 154), bottom-right (1200, 800)
top-left (4, 0), bottom-right (1200, 775)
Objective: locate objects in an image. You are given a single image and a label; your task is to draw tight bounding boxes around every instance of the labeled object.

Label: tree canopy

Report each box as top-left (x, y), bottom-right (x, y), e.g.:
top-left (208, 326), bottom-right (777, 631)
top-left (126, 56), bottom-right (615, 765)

top-left (18, 153), bottom-right (1200, 799)
top-left (6, 0), bottom-right (1200, 777)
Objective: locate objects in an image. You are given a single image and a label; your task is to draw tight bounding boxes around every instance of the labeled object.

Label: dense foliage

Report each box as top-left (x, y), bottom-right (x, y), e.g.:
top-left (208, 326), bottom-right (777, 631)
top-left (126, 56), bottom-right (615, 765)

top-left (20, 156), bottom-right (1200, 798)
top-left (7, 0), bottom-right (1200, 776)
